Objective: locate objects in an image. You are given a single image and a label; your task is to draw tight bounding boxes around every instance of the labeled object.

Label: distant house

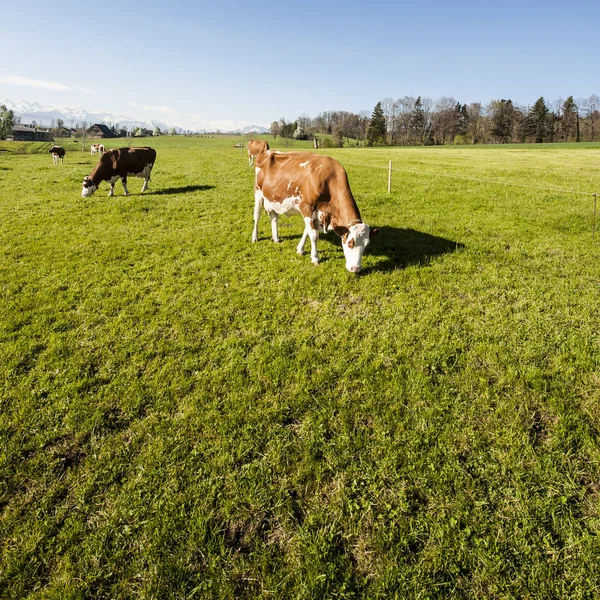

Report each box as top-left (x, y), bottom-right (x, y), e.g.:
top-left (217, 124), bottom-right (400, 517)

top-left (87, 123), bottom-right (116, 139)
top-left (12, 125), bottom-right (53, 142)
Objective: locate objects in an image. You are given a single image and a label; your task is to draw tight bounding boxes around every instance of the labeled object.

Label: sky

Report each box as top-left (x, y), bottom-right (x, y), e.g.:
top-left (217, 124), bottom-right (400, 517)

top-left (1, 0), bottom-right (599, 131)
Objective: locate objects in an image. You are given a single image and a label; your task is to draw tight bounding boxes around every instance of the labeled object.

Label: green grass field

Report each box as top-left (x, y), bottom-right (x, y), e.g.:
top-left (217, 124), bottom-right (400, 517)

top-left (1, 136), bottom-right (600, 598)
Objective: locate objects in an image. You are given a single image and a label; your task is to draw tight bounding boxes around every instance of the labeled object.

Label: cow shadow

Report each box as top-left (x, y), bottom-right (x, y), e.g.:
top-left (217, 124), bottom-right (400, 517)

top-left (366, 226), bottom-right (464, 272)
top-left (152, 185), bottom-right (214, 195)
top-left (270, 226), bottom-right (464, 272)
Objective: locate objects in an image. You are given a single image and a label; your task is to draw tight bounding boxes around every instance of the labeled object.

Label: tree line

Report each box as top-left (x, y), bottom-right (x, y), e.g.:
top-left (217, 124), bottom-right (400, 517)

top-left (270, 95), bottom-right (600, 146)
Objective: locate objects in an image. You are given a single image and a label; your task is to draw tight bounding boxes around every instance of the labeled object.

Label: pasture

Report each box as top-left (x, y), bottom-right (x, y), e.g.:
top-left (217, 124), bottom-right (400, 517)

top-left (1, 136), bottom-right (600, 598)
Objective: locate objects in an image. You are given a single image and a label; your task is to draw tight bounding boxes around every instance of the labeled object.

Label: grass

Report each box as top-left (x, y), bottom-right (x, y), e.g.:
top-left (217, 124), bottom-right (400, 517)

top-left (1, 136), bottom-right (600, 598)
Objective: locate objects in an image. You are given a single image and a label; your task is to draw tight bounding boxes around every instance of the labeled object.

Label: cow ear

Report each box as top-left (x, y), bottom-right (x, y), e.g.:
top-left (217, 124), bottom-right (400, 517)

top-left (370, 228), bottom-right (380, 237)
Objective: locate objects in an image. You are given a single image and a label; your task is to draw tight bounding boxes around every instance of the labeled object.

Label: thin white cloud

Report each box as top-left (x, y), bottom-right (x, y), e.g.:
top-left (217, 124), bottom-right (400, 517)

top-left (0, 75), bottom-right (96, 95)
top-left (130, 102), bottom-right (175, 115)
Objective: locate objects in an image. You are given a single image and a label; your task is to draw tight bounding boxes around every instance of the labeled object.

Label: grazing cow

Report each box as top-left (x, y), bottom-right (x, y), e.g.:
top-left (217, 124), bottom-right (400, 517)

top-left (81, 147), bottom-right (156, 197)
top-left (91, 143), bottom-right (105, 156)
top-left (49, 145), bottom-right (65, 165)
top-left (252, 151), bottom-right (375, 273)
top-left (247, 139), bottom-right (269, 166)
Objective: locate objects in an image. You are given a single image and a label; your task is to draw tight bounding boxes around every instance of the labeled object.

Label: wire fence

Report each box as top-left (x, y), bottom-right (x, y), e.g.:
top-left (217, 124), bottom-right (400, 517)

top-left (340, 159), bottom-right (599, 241)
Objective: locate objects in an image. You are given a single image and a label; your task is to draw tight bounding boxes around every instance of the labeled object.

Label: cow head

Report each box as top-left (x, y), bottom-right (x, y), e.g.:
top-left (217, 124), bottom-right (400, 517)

top-left (342, 223), bottom-right (371, 273)
top-left (81, 176), bottom-right (97, 197)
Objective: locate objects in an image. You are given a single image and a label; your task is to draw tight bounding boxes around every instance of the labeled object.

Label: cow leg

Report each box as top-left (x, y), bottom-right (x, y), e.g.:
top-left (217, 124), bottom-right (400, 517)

top-left (269, 212), bottom-right (280, 243)
top-left (252, 189), bottom-right (264, 242)
top-left (141, 177), bottom-right (150, 193)
top-left (107, 175), bottom-right (118, 197)
top-left (297, 226), bottom-right (309, 255)
top-left (122, 176), bottom-right (129, 196)
top-left (303, 216), bottom-right (320, 265)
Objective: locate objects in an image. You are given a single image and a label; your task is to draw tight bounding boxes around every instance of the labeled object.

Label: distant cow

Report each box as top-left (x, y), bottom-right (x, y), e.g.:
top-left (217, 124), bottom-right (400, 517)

top-left (252, 151), bottom-right (375, 273)
top-left (247, 140), bottom-right (269, 166)
top-left (49, 146), bottom-right (65, 165)
top-left (81, 147), bottom-right (156, 197)
top-left (91, 143), bottom-right (105, 156)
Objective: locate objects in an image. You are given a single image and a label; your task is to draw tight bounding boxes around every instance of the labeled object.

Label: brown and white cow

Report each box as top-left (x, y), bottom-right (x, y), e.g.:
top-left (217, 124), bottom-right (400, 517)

top-left (91, 143), bottom-right (105, 156)
top-left (49, 145), bottom-right (65, 165)
top-left (247, 139), bottom-right (269, 166)
top-left (81, 147), bottom-right (156, 197)
top-left (252, 151), bottom-right (374, 273)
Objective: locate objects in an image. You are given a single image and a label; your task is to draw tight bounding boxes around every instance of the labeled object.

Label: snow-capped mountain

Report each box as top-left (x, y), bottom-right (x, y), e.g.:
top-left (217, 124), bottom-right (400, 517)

top-left (1, 99), bottom-right (269, 134)
top-left (227, 124), bottom-right (270, 135)
top-left (1, 99), bottom-right (175, 131)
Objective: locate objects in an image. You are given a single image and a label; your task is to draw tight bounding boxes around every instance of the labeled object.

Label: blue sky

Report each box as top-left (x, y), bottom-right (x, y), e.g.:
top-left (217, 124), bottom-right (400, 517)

top-left (1, 0), bottom-right (598, 130)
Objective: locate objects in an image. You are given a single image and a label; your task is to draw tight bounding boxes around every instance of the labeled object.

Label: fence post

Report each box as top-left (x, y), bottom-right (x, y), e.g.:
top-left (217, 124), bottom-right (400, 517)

top-left (594, 194), bottom-right (597, 242)
top-left (388, 160), bottom-right (392, 193)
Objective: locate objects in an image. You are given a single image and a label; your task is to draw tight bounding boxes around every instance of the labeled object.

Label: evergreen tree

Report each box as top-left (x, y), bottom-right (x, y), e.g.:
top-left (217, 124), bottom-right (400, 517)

top-left (367, 101), bottom-right (386, 146)
top-left (561, 96), bottom-right (578, 141)
top-left (410, 96), bottom-right (426, 145)
top-left (457, 103), bottom-right (469, 137)
top-left (491, 99), bottom-right (516, 143)
top-left (527, 97), bottom-right (550, 143)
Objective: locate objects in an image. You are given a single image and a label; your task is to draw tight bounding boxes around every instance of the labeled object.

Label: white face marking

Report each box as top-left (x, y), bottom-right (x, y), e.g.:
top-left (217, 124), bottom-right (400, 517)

top-left (342, 223), bottom-right (371, 273)
top-left (299, 161), bottom-right (310, 168)
top-left (81, 181), bottom-right (97, 197)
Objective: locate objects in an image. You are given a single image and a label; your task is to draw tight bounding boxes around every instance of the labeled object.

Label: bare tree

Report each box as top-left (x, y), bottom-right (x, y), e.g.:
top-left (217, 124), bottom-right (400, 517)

top-left (582, 94), bottom-right (599, 141)
top-left (269, 121), bottom-right (280, 139)
top-left (432, 97), bottom-right (458, 145)
top-left (297, 114), bottom-right (311, 131)
top-left (381, 97), bottom-right (398, 144)
top-left (80, 121), bottom-right (88, 151)
top-left (394, 96), bottom-right (415, 145)
top-left (357, 110), bottom-right (370, 145)
top-left (466, 103), bottom-right (482, 143)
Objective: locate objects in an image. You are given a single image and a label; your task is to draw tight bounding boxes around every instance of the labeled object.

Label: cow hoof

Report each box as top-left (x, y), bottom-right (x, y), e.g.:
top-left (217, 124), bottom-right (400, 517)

top-left (272, 239), bottom-right (282, 244)
top-left (312, 259), bottom-right (320, 266)
top-left (297, 250), bottom-right (305, 256)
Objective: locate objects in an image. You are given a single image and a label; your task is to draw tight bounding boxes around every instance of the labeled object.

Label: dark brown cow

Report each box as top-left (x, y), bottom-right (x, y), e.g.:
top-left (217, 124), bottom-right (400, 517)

top-left (252, 151), bottom-right (374, 272)
top-left (49, 145), bottom-right (65, 165)
top-left (247, 139), bottom-right (269, 166)
top-left (81, 147), bottom-right (156, 197)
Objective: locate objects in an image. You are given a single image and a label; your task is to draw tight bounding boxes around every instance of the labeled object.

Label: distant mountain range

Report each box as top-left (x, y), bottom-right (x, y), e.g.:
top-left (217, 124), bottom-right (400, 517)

top-left (230, 124), bottom-right (270, 135)
top-left (1, 99), bottom-right (270, 135)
